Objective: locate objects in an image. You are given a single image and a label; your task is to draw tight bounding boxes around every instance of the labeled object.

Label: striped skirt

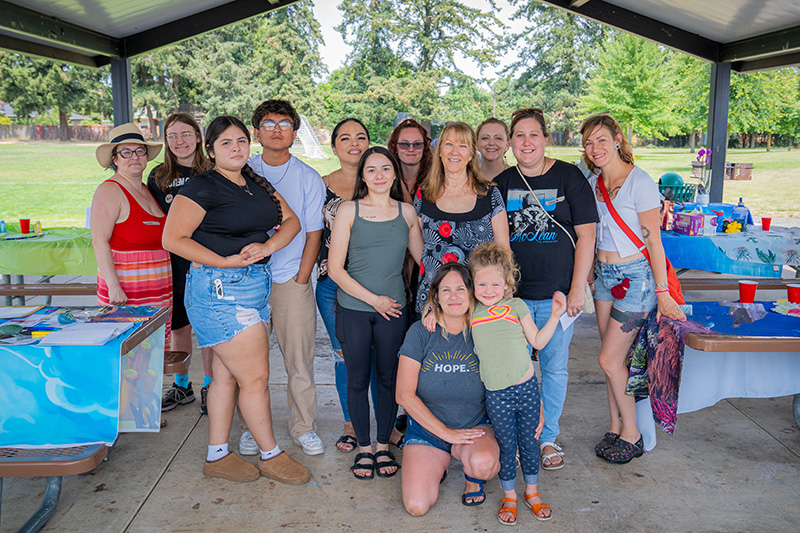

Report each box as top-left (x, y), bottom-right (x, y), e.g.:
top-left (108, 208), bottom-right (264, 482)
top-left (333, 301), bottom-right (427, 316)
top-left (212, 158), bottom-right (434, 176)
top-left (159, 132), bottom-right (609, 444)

top-left (97, 249), bottom-right (173, 349)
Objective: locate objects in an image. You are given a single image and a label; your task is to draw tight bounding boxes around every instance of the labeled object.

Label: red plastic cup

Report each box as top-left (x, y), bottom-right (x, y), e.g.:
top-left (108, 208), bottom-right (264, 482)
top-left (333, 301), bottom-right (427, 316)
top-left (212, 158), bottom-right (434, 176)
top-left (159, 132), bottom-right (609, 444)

top-left (19, 218), bottom-right (30, 234)
top-left (788, 284), bottom-right (800, 304)
top-left (761, 217), bottom-right (772, 231)
top-left (738, 280), bottom-right (758, 303)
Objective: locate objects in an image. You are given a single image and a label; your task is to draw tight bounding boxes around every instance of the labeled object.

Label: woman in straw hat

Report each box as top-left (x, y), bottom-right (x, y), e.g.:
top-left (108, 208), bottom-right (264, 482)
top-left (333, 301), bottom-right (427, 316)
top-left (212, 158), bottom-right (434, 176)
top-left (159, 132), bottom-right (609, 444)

top-left (90, 122), bottom-right (173, 347)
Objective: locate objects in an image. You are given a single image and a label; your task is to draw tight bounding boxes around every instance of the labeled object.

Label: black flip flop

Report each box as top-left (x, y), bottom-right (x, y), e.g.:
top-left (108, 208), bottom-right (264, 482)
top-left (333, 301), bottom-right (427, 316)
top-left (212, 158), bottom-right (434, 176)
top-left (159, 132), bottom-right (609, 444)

top-left (374, 450), bottom-right (400, 478)
top-left (336, 434), bottom-right (357, 453)
top-left (351, 452), bottom-right (375, 480)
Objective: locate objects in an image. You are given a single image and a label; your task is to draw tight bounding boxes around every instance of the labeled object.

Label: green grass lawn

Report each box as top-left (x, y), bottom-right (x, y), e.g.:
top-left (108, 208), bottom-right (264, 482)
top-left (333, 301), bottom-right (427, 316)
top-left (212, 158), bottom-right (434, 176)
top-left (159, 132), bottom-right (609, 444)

top-left (1, 141), bottom-right (798, 227)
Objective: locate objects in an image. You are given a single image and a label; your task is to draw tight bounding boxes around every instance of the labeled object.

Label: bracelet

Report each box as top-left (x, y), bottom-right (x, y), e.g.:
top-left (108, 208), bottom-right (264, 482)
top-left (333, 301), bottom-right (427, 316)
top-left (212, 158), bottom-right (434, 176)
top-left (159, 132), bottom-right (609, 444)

top-left (655, 282), bottom-right (669, 288)
top-left (586, 279), bottom-right (594, 285)
top-left (655, 288), bottom-right (670, 294)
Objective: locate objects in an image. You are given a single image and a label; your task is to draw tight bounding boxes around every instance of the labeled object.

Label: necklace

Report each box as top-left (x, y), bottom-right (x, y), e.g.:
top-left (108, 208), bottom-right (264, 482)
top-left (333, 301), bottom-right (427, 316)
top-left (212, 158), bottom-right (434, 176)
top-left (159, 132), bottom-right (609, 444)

top-left (515, 157), bottom-right (547, 183)
top-left (262, 156), bottom-right (292, 186)
top-left (239, 179), bottom-right (253, 196)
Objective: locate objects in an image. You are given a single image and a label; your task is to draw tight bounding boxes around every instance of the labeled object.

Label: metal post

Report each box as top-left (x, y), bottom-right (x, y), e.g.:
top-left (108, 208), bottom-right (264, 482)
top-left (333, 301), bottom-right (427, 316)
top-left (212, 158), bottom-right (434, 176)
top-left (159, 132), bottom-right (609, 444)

top-left (111, 57), bottom-right (133, 126)
top-left (707, 62), bottom-right (731, 203)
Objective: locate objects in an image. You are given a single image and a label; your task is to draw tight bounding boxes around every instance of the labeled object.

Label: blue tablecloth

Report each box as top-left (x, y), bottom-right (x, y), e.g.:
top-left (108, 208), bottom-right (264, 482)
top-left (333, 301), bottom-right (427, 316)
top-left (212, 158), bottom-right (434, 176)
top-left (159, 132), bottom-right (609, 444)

top-left (674, 202), bottom-right (754, 225)
top-left (687, 301), bottom-right (800, 336)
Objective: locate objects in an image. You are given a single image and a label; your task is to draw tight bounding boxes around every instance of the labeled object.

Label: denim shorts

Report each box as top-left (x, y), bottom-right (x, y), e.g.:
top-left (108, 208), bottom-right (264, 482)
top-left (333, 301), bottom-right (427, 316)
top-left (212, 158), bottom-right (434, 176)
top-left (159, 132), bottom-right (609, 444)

top-left (185, 262), bottom-right (272, 348)
top-left (403, 415), bottom-right (491, 453)
top-left (594, 256), bottom-right (656, 313)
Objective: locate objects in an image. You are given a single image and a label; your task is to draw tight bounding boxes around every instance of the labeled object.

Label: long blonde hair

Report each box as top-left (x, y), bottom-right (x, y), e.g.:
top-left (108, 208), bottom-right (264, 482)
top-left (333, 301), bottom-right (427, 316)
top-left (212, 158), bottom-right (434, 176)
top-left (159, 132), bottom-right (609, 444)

top-left (422, 122), bottom-right (490, 202)
top-left (579, 113), bottom-right (634, 174)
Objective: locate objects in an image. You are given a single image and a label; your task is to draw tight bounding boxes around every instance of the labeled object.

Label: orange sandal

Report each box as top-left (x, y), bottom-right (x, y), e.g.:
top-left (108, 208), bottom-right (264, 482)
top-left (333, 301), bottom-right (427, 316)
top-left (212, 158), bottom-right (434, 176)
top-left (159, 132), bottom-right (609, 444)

top-left (524, 492), bottom-right (553, 521)
top-left (497, 498), bottom-right (517, 526)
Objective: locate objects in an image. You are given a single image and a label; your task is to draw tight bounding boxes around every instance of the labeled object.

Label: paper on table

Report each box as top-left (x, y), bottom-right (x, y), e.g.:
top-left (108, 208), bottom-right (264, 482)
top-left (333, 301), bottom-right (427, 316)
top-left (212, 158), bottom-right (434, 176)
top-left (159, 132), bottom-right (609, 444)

top-left (38, 321), bottom-right (135, 346)
top-left (0, 305), bottom-right (44, 319)
top-left (560, 310), bottom-right (583, 330)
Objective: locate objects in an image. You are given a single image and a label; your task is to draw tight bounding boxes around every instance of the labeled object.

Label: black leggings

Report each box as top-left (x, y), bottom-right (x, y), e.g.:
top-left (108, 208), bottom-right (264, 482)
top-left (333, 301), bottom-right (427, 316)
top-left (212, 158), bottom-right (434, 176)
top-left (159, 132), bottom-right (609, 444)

top-left (336, 304), bottom-right (407, 447)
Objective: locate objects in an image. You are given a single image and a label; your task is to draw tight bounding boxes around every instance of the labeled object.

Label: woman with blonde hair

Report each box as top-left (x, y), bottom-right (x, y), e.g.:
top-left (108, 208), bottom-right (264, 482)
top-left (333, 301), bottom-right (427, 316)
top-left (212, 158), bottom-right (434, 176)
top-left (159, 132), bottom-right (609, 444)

top-left (476, 117), bottom-right (511, 180)
top-left (414, 121), bottom-right (509, 317)
top-left (580, 113), bottom-right (685, 464)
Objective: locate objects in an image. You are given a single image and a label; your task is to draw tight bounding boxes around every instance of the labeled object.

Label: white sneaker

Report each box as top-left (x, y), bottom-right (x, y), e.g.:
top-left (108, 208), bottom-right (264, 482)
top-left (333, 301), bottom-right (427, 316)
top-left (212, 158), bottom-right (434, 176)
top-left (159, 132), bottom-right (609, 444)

top-left (292, 431), bottom-right (324, 456)
top-left (239, 431), bottom-right (259, 456)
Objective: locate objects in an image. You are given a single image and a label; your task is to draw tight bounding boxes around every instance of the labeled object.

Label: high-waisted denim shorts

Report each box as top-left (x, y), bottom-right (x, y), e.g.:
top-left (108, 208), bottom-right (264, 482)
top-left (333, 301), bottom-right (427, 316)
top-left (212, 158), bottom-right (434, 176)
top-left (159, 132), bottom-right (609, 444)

top-left (185, 263), bottom-right (272, 348)
top-left (594, 256), bottom-right (656, 313)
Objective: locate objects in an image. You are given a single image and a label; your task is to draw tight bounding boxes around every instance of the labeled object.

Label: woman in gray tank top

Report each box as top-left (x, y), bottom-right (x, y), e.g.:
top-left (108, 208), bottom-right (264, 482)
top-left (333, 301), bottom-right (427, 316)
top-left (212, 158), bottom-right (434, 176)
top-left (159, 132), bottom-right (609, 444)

top-left (329, 146), bottom-right (423, 480)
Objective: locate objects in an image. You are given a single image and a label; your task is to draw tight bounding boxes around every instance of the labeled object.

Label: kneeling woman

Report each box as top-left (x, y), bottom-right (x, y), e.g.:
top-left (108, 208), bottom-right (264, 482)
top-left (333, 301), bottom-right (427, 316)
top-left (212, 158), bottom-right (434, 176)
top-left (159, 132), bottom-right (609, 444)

top-left (329, 146), bottom-right (423, 479)
top-left (396, 262), bottom-right (500, 516)
top-left (163, 116), bottom-right (309, 484)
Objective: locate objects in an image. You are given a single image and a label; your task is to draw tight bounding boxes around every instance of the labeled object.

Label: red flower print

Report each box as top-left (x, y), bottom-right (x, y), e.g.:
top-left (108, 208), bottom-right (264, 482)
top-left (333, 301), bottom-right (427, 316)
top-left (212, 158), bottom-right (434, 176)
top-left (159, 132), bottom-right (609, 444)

top-left (442, 253), bottom-right (458, 264)
top-left (438, 222), bottom-right (452, 238)
top-left (419, 262), bottom-right (425, 275)
top-left (416, 188), bottom-right (422, 199)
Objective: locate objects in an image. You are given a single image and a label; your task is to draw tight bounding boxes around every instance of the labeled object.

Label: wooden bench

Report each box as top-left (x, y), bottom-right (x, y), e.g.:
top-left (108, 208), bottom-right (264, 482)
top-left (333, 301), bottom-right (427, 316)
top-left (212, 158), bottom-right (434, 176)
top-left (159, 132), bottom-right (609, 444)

top-left (0, 282), bottom-right (97, 306)
top-left (0, 444), bottom-right (107, 532)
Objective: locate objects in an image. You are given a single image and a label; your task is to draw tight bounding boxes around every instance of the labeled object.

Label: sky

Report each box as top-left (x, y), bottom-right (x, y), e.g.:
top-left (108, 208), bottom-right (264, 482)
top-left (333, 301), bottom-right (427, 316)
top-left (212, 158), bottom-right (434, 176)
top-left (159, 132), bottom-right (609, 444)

top-left (311, 0), bottom-right (525, 82)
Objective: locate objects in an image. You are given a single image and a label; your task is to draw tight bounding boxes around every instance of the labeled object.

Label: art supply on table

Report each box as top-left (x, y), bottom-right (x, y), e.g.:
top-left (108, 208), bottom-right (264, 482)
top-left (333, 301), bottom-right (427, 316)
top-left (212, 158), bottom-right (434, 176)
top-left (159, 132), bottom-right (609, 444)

top-left (19, 218), bottom-right (30, 234)
top-left (38, 321), bottom-right (135, 346)
top-left (738, 280), bottom-right (758, 303)
top-left (788, 284), bottom-right (800, 304)
top-left (0, 305), bottom-right (45, 319)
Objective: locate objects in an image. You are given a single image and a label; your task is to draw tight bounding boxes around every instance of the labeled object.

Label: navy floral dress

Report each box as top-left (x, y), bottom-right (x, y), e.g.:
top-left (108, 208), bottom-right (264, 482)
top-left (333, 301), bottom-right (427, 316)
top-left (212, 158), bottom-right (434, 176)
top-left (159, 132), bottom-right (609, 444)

top-left (414, 186), bottom-right (504, 315)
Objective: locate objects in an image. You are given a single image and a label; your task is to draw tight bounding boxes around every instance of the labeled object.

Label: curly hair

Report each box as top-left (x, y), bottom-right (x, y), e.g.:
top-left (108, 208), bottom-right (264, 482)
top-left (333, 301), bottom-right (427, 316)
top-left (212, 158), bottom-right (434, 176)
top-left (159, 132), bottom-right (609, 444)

top-left (250, 99), bottom-right (301, 131)
top-left (204, 115), bottom-right (283, 224)
top-left (387, 118), bottom-right (432, 195)
top-left (422, 121), bottom-right (490, 202)
top-left (152, 113), bottom-right (212, 193)
top-left (579, 113), bottom-right (634, 174)
top-left (469, 242), bottom-right (520, 299)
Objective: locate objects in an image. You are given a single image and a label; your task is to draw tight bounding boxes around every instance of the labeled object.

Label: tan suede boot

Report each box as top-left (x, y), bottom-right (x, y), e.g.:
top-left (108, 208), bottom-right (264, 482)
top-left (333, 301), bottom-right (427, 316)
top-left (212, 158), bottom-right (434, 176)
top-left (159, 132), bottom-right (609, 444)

top-left (204, 452), bottom-right (260, 482)
top-left (258, 451), bottom-right (310, 485)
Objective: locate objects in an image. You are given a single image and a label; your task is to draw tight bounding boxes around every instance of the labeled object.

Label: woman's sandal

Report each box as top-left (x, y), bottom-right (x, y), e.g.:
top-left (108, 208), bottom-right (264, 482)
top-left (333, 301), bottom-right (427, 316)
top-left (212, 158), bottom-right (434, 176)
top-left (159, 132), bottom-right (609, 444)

top-left (539, 441), bottom-right (565, 470)
top-left (461, 474), bottom-right (486, 506)
top-left (497, 498), bottom-right (518, 526)
top-left (389, 433), bottom-right (405, 449)
top-left (524, 492), bottom-right (553, 521)
top-left (374, 450), bottom-right (400, 478)
top-left (351, 452), bottom-right (374, 480)
top-left (336, 434), bottom-right (357, 453)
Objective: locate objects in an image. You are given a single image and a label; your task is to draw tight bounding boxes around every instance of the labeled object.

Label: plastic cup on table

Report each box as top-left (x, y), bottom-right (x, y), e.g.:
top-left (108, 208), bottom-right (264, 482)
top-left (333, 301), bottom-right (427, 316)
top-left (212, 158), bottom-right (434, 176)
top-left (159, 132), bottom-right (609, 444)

top-left (19, 218), bottom-right (30, 234)
top-left (761, 217), bottom-right (772, 231)
top-left (788, 284), bottom-right (800, 304)
top-left (738, 280), bottom-right (758, 303)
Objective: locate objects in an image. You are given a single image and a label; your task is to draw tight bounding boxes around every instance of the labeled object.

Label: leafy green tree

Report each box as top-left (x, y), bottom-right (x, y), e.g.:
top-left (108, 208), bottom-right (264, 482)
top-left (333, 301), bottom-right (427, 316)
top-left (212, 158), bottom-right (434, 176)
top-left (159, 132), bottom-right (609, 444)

top-left (336, 0), bottom-right (404, 77)
top-left (504, 1), bottom-right (606, 140)
top-left (729, 68), bottom-right (797, 150)
top-left (132, 45), bottom-right (185, 138)
top-left (438, 75), bottom-right (494, 126)
top-left (669, 54), bottom-right (710, 151)
top-left (579, 32), bottom-right (677, 140)
top-left (0, 51), bottom-right (107, 140)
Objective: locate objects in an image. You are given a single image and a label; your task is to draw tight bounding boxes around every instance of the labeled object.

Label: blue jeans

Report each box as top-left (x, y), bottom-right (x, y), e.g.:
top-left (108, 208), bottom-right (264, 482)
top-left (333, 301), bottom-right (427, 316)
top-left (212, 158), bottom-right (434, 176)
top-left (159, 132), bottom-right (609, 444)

top-left (522, 298), bottom-right (574, 444)
top-left (315, 276), bottom-right (377, 423)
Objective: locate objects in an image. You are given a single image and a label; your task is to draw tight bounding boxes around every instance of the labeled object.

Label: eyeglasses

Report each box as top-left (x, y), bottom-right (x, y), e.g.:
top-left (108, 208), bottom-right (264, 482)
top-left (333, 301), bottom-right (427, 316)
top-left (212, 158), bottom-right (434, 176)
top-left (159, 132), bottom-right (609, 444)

top-left (397, 141), bottom-right (425, 150)
top-left (260, 121), bottom-right (294, 131)
top-left (167, 132), bottom-right (196, 141)
top-left (115, 147), bottom-right (148, 159)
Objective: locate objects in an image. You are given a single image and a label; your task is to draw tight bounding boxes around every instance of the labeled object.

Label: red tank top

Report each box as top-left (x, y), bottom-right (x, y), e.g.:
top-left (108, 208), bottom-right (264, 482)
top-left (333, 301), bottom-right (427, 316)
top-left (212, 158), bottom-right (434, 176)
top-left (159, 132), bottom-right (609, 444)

top-left (106, 180), bottom-right (167, 251)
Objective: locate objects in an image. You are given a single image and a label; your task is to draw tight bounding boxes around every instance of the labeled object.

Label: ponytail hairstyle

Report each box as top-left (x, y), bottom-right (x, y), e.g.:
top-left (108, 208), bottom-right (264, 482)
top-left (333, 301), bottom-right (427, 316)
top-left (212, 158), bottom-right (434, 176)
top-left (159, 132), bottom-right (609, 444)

top-left (579, 113), bottom-right (634, 174)
top-left (153, 112), bottom-right (211, 193)
top-left (469, 242), bottom-right (520, 299)
top-left (204, 115), bottom-right (283, 224)
top-left (353, 146), bottom-right (405, 202)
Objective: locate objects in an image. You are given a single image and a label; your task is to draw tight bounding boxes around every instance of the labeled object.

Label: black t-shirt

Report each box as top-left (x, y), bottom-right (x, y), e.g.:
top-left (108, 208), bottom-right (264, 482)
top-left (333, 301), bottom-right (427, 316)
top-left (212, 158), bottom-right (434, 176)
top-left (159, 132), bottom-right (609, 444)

top-left (494, 160), bottom-right (598, 300)
top-left (146, 164), bottom-right (193, 215)
top-left (177, 169), bottom-right (280, 264)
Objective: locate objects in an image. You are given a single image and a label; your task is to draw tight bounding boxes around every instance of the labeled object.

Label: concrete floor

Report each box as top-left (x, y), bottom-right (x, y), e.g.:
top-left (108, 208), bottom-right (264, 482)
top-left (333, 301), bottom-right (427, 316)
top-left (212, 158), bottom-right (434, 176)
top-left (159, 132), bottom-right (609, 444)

top-left (2, 280), bottom-right (799, 532)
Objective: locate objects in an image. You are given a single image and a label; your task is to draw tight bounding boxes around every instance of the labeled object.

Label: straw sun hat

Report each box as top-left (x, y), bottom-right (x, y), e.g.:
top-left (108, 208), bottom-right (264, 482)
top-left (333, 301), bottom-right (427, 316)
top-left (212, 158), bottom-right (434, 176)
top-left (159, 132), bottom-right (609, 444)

top-left (96, 123), bottom-right (162, 168)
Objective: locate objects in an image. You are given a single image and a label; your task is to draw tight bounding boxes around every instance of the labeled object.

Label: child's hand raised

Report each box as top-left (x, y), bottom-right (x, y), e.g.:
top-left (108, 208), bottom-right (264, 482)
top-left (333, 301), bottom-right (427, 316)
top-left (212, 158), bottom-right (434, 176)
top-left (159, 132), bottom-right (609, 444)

top-left (551, 291), bottom-right (567, 317)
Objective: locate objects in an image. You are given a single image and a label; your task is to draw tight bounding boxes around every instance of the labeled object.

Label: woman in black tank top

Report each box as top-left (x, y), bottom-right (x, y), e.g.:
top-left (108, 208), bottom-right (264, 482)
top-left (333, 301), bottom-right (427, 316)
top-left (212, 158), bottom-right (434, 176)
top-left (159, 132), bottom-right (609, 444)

top-left (329, 147), bottom-right (423, 480)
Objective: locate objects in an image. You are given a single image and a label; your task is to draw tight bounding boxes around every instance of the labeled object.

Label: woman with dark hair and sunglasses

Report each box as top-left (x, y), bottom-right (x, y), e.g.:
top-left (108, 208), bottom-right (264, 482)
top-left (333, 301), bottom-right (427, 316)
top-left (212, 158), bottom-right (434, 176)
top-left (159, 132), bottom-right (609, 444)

top-left (147, 112), bottom-right (214, 415)
top-left (388, 118), bottom-right (433, 201)
top-left (396, 261), bottom-right (500, 516)
top-left (328, 146), bottom-right (423, 480)
top-left (493, 108), bottom-right (598, 473)
top-left (163, 115), bottom-right (309, 485)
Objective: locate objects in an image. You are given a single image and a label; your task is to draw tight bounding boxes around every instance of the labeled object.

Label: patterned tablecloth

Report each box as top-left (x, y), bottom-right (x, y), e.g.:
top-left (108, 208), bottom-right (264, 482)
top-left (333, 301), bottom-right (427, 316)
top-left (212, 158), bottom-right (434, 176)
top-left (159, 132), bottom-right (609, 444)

top-left (711, 226), bottom-right (800, 267)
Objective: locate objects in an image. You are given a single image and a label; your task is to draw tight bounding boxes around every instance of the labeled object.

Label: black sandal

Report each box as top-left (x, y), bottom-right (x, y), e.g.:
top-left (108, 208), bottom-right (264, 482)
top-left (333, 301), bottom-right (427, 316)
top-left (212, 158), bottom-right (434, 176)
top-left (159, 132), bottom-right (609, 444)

top-left (351, 452), bottom-right (375, 480)
top-left (389, 434), bottom-right (405, 448)
top-left (336, 434), bottom-right (357, 453)
top-left (374, 450), bottom-right (400, 478)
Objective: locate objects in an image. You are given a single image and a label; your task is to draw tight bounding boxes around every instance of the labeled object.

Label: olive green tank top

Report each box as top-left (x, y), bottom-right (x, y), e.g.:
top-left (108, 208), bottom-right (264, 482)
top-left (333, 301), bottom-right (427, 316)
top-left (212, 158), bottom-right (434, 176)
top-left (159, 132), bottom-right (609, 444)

top-left (336, 200), bottom-right (409, 312)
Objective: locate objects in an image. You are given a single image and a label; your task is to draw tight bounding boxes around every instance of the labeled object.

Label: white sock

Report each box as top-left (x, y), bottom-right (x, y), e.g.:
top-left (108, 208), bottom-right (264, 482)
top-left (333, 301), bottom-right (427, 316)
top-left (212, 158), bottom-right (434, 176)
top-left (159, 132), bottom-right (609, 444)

top-left (207, 443), bottom-right (229, 461)
top-left (260, 445), bottom-right (282, 460)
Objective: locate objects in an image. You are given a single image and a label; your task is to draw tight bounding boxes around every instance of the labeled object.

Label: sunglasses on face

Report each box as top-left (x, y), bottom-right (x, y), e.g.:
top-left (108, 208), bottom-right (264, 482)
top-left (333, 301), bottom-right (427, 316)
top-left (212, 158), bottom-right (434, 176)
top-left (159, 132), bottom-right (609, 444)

top-left (115, 147), bottom-right (148, 159)
top-left (397, 141), bottom-right (424, 150)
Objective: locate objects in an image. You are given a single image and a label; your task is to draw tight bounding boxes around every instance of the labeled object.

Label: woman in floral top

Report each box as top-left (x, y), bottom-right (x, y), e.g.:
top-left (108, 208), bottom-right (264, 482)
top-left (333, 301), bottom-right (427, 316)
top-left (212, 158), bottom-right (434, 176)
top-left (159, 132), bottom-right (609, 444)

top-left (414, 121), bottom-right (510, 317)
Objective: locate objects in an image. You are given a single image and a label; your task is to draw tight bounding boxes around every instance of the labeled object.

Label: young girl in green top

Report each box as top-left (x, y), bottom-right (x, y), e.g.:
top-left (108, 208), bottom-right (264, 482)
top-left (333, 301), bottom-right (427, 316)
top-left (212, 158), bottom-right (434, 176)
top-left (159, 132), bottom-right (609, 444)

top-left (469, 243), bottom-right (565, 525)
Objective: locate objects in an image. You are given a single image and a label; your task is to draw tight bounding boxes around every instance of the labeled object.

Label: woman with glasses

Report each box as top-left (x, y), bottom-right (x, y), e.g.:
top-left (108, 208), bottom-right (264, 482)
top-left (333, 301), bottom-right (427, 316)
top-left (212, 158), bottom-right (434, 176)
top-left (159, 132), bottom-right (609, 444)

top-left (147, 113), bottom-right (215, 415)
top-left (414, 121), bottom-right (509, 318)
top-left (91, 123), bottom-right (173, 347)
top-left (493, 108), bottom-right (598, 473)
top-left (388, 118), bottom-right (433, 201)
